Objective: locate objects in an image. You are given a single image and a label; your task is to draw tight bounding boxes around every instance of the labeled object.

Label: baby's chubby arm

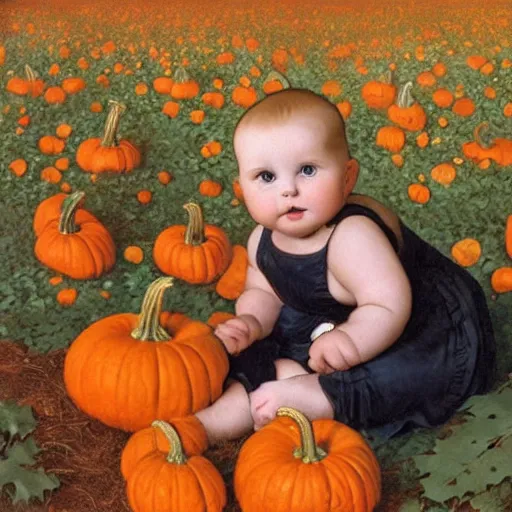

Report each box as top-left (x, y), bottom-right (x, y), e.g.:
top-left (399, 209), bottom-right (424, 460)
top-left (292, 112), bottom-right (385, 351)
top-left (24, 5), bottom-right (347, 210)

top-left (308, 216), bottom-right (412, 374)
top-left (214, 225), bottom-right (284, 355)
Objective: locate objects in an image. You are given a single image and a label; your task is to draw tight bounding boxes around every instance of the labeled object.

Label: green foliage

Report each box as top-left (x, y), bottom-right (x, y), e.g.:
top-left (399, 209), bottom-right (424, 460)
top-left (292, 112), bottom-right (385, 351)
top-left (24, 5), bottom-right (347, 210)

top-left (0, 401), bottom-right (60, 505)
top-left (412, 382), bottom-right (512, 505)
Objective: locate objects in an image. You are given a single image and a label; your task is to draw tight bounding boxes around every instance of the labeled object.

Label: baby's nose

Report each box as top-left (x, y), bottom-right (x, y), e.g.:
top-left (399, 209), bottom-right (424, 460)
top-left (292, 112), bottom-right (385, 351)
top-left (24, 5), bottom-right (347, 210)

top-left (281, 181), bottom-right (298, 197)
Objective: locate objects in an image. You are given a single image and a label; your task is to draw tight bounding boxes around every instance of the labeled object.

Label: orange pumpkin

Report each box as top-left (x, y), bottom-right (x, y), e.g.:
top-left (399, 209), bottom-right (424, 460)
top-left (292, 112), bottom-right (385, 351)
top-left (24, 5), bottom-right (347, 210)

top-left (34, 191), bottom-right (116, 279)
top-left (76, 100), bottom-right (141, 173)
top-left (33, 192), bottom-right (98, 237)
top-left (462, 122), bottom-right (512, 166)
top-left (361, 70), bottom-right (396, 109)
top-left (63, 277), bottom-right (229, 431)
top-left (388, 82), bottom-right (427, 131)
top-left (491, 268), bottom-right (512, 293)
top-left (234, 407), bottom-right (381, 512)
top-left (123, 420), bottom-right (226, 512)
top-left (430, 163), bottom-right (457, 186)
top-left (215, 245), bottom-right (248, 300)
top-left (153, 202), bottom-right (232, 284)
top-left (170, 66), bottom-right (200, 99)
top-left (5, 65), bottom-right (45, 97)
top-left (232, 85), bottom-right (258, 108)
top-left (121, 416), bottom-right (209, 480)
top-left (262, 70), bottom-right (290, 95)
top-left (451, 238), bottom-right (482, 267)
top-left (376, 126), bottom-right (405, 153)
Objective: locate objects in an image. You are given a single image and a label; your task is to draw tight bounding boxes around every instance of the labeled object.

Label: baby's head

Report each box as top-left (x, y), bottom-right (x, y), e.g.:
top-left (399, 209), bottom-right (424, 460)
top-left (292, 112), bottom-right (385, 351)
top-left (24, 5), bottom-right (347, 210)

top-left (233, 88), bottom-right (359, 238)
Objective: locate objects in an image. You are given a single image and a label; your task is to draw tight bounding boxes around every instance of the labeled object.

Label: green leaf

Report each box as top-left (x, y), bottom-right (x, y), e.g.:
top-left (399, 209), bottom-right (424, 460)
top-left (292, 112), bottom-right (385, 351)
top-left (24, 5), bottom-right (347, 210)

top-left (0, 438), bottom-right (59, 505)
top-left (0, 401), bottom-right (37, 439)
top-left (413, 382), bottom-right (512, 504)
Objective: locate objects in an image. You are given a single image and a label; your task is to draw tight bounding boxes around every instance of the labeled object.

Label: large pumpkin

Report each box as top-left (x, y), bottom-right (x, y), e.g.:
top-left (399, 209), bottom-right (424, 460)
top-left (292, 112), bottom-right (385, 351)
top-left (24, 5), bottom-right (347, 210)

top-left (34, 191), bottom-right (116, 279)
top-left (124, 420), bottom-right (226, 512)
top-left (153, 202), bottom-right (232, 284)
top-left (234, 407), bottom-right (381, 512)
top-left (76, 100), bottom-right (141, 173)
top-left (64, 277), bottom-right (229, 431)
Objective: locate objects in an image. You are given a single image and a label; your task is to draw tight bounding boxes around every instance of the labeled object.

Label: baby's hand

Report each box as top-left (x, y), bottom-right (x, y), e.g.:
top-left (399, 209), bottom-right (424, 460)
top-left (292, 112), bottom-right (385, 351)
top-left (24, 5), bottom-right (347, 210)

top-left (308, 330), bottom-right (352, 374)
top-left (214, 317), bottom-right (253, 356)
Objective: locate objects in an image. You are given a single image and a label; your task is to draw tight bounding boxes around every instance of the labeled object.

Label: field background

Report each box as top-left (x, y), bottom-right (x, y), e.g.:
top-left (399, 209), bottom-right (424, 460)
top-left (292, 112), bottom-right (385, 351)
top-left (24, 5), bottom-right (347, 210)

top-left (0, 0), bottom-right (511, 510)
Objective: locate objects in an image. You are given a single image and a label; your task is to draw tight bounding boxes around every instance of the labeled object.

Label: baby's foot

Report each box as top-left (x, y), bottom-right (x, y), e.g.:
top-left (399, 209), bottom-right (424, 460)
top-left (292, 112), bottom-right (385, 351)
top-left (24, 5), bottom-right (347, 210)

top-left (249, 374), bottom-right (334, 430)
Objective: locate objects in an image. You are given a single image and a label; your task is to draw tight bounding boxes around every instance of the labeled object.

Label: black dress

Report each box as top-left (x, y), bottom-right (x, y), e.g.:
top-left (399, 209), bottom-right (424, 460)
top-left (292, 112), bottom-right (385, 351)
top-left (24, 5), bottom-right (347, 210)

top-left (228, 203), bottom-right (497, 437)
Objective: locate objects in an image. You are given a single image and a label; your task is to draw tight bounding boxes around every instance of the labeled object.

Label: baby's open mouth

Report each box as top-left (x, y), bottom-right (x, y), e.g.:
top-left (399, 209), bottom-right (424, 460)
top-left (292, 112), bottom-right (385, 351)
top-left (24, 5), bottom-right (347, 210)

top-left (287, 206), bottom-right (306, 213)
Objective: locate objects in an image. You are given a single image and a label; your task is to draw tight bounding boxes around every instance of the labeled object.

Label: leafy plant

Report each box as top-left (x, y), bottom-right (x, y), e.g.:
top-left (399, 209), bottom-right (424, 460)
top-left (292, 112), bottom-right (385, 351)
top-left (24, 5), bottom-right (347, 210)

top-left (0, 400), bottom-right (59, 505)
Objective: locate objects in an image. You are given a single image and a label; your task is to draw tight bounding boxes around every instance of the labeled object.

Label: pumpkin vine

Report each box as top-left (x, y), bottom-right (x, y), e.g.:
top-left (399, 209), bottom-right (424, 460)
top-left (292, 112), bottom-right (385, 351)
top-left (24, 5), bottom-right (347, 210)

top-left (276, 407), bottom-right (327, 463)
top-left (131, 277), bottom-right (174, 341)
top-left (183, 202), bottom-right (206, 245)
top-left (58, 191), bottom-right (86, 234)
top-left (151, 420), bottom-right (187, 465)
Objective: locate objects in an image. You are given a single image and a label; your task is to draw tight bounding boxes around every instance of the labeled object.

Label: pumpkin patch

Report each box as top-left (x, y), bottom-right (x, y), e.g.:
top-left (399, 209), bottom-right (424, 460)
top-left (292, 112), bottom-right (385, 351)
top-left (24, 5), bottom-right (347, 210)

top-left (1, 1), bottom-right (512, 511)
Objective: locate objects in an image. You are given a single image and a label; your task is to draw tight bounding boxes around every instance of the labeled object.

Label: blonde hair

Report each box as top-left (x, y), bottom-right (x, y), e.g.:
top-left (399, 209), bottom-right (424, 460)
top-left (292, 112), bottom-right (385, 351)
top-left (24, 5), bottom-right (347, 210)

top-left (233, 88), bottom-right (350, 158)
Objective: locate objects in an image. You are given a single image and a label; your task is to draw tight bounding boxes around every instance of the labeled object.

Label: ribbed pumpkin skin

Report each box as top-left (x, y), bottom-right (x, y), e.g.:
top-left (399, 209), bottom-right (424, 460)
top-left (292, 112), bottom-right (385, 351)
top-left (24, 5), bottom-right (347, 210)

top-left (63, 316), bottom-right (229, 431)
top-left (234, 417), bottom-right (381, 512)
top-left (76, 137), bottom-right (141, 173)
top-left (34, 217), bottom-right (115, 279)
top-left (361, 81), bottom-right (396, 109)
top-left (388, 104), bottom-right (427, 131)
top-left (33, 193), bottom-right (98, 237)
top-left (153, 225), bottom-right (232, 284)
top-left (120, 416), bottom-right (209, 480)
top-left (126, 453), bottom-right (226, 512)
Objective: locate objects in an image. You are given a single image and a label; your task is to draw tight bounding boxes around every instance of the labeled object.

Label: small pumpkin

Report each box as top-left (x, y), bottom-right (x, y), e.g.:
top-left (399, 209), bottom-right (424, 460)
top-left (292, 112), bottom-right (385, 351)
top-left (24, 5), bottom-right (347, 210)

top-left (376, 126), bottom-right (405, 153)
top-left (63, 277), bottom-right (229, 431)
top-left (6, 64), bottom-right (45, 97)
top-left (388, 81), bottom-right (427, 131)
top-left (232, 85), bottom-right (258, 108)
top-left (34, 191), bottom-right (116, 279)
top-left (430, 163), bottom-right (457, 186)
top-left (76, 100), bottom-right (141, 173)
top-left (215, 245), bottom-right (248, 300)
top-left (234, 407), bottom-right (381, 512)
top-left (491, 267), bottom-right (512, 293)
top-left (170, 66), bottom-right (200, 99)
top-left (153, 202), bottom-right (232, 284)
top-left (124, 420), bottom-right (226, 512)
top-left (262, 70), bottom-right (290, 95)
top-left (361, 70), bottom-right (396, 109)
top-left (121, 416), bottom-right (209, 480)
top-left (462, 122), bottom-right (512, 166)
top-left (451, 238), bottom-right (482, 267)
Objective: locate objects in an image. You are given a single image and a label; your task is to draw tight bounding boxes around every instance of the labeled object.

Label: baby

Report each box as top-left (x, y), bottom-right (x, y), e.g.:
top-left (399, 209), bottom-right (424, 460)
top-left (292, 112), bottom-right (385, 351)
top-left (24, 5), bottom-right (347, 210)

top-left (195, 88), bottom-right (496, 443)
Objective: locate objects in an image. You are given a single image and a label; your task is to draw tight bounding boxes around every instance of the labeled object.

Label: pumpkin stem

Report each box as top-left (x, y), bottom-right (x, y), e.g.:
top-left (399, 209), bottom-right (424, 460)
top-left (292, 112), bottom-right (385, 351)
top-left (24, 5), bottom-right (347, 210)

top-left (276, 407), bottom-right (327, 463)
top-left (473, 122), bottom-right (492, 149)
top-left (183, 202), bottom-right (205, 245)
top-left (263, 70), bottom-right (291, 89)
top-left (397, 81), bottom-right (414, 108)
top-left (58, 191), bottom-right (86, 234)
top-left (25, 64), bottom-right (37, 83)
top-left (173, 65), bottom-right (190, 84)
top-left (131, 277), bottom-right (174, 341)
top-left (377, 69), bottom-right (394, 84)
top-left (151, 420), bottom-right (187, 465)
top-left (101, 100), bottom-right (127, 147)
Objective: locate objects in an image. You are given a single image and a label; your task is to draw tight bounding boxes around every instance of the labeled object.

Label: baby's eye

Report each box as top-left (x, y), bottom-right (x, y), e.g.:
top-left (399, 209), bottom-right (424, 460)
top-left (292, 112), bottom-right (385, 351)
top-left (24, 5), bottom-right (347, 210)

top-left (257, 171), bottom-right (275, 183)
top-left (301, 165), bottom-right (317, 177)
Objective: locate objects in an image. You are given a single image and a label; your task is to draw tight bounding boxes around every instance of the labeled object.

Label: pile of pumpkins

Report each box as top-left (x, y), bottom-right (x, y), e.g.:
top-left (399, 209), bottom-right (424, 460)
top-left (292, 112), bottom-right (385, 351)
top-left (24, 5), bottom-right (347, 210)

top-left (31, 110), bottom-right (381, 509)
top-left (57, 272), bottom-right (381, 512)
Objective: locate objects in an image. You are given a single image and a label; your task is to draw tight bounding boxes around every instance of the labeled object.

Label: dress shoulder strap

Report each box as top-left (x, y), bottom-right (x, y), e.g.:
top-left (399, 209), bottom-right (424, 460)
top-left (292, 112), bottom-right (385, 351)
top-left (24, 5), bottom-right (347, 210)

top-left (327, 203), bottom-right (400, 253)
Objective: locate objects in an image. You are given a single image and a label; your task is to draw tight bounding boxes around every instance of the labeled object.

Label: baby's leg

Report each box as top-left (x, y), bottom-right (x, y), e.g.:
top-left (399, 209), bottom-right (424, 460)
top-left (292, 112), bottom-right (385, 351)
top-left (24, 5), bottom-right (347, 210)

top-left (249, 359), bottom-right (335, 429)
top-left (195, 380), bottom-right (253, 444)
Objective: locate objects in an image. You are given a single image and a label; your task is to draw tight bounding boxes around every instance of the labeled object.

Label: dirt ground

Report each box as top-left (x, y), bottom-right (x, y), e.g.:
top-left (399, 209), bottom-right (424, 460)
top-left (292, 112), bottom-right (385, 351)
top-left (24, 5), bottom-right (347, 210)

top-left (0, 339), bottom-right (476, 512)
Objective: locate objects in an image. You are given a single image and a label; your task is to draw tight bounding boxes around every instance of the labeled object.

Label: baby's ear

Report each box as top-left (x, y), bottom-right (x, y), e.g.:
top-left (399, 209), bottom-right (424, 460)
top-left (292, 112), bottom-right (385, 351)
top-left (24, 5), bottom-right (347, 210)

top-left (344, 158), bottom-right (359, 194)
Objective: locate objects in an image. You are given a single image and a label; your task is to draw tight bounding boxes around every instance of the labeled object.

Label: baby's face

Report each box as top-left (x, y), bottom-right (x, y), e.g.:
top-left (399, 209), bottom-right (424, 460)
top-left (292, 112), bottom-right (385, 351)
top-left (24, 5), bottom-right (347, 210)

top-left (235, 115), bottom-right (353, 239)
